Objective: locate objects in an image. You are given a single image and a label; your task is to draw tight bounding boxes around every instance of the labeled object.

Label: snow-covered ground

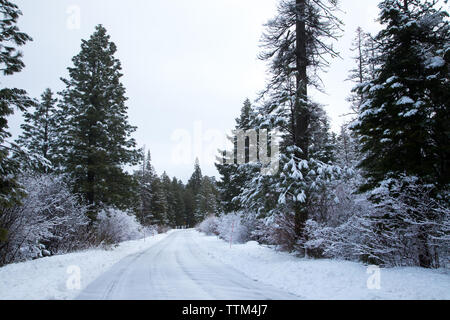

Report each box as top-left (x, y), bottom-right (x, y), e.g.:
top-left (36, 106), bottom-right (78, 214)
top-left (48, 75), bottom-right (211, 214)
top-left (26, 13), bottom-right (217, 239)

top-left (0, 232), bottom-right (171, 300)
top-left (1, 229), bottom-right (449, 300)
top-left (194, 232), bottom-right (450, 300)
top-left (77, 230), bottom-right (298, 300)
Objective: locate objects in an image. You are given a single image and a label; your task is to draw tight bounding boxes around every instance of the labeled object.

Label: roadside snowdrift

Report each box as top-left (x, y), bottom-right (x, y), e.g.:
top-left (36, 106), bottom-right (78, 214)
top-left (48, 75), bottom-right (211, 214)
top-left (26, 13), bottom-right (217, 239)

top-left (193, 231), bottom-right (450, 300)
top-left (0, 232), bottom-right (170, 300)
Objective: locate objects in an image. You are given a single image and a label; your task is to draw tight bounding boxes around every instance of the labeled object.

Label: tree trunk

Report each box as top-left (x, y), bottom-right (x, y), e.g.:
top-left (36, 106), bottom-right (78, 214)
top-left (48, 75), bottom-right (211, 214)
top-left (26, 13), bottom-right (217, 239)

top-left (295, 0), bottom-right (309, 157)
top-left (86, 128), bottom-right (96, 221)
top-left (294, 0), bottom-right (309, 243)
top-left (418, 228), bottom-right (432, 268)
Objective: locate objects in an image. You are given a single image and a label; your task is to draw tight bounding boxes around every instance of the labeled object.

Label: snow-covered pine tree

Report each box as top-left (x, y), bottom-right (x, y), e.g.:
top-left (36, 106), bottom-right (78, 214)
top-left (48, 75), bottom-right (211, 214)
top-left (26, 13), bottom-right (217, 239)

top-left (338, 27), bottom-right (378, 169)
top-left (237, 0), bottom-right (343, 250)
top-left (187, 158), bottom-right (202, 196)
top-left (183, 187), bottom-right (195, 227)
top-left (350, 0), bottom-right (449, 268)
top-left (172, 178), bottom-right (187, 227)
top-left (149, 175), bottom-right (168, 226)
top-left (347, 27), bottom-right (379, 114)
top-left (58, 25), bottom-right (141, 219)
top-left (216, 98), bottom-right (256, 213)
top-left (351, 0), bottom-right (449, 193)
top-left (161, 172), bottom-right (177, 227)
top-left (335, 124), bottom-right (360, 169)
top-left (134, 150), bottom-right (155, 226)
top-left (194, 176), bottom-right (220, 223)
top-left (186, 158), bottom-right (202, 224)
top-left (215, 153), bottom-right (239, 213)
top-left (17, 88), bottom-right (58, 172)
top-left (0, 0), bottom-right (34, 209)
top-left (308, 105), bottom-right (337, 165)
top-left (235, 98), bottom-right (255, 131)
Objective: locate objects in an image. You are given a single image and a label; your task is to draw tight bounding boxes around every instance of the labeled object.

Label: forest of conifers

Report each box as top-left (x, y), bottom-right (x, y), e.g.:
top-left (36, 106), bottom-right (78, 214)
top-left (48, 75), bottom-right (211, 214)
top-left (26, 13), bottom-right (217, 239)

top-left (0, 0), bottom-right (448, 269)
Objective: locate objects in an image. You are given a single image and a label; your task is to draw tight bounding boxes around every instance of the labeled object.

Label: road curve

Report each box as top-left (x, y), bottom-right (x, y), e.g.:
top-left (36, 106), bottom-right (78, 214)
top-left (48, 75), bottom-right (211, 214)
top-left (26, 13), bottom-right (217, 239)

top-left (77, 230), bottom-right (299, 300)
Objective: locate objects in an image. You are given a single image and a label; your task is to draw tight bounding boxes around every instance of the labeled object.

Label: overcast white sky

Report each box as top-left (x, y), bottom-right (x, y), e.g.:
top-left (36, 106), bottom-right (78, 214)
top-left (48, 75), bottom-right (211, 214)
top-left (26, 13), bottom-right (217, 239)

top-left (5, 0), bottom-right (381, 182)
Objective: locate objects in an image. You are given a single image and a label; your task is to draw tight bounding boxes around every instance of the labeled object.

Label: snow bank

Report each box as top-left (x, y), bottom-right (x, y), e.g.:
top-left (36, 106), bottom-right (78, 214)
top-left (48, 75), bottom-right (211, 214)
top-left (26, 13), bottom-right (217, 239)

top-left (0, 231), bottom-right (171, 300)
top-left (192, 231), bottom-right (450, 300)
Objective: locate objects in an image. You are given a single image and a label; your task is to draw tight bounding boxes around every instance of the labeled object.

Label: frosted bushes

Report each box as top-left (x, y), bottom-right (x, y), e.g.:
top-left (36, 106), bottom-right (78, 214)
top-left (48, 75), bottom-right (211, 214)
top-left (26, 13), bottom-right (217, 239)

top-left (216, 213), bottom-right (250, 244)
top-left (0, 174), bottom-right (89, 266)
top-left (198, 211), bottom-right (304, 249)
top-left (197, 215), bottom-right (219, 236)
top-left (197, 212), bottom-right (251, 244)
top-left (0, 173), bottom-right (159, 266)
top-left (305, 176), bottom-right (450, 268)
top-left (96, 208), bottom-right (157, 245)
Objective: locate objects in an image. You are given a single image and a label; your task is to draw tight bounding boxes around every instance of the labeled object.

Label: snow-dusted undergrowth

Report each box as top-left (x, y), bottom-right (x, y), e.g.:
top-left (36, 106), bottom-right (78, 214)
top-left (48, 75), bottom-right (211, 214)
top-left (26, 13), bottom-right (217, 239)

top-left (193, 231), bottom-right (450, 300)
top-left (197, 213), bottom-right (251, 244)
top-left (0, 231), bottom-right (171, 300)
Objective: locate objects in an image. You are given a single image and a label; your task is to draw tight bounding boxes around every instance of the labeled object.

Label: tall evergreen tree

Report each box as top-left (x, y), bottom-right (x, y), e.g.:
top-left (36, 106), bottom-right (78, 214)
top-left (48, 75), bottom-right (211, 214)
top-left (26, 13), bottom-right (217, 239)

top-left (335, 124), bottom-right (359, 169)
top-left (238, 0), bottom-right (343, 248)
top-left (150, 175), bottom-right (169, 225)
top-left (187, 158), bottom-right (202, 195)
top-left (161, 171), bottom-right (176, 226)
top-left (58, 25), bottom-right (141, 219)
top-left (235, 98), bottom-right (255, 131)
top-left (347, 27), bottom-right (379, 114)
top-left (0, 0), bottom-right (34, 209)
top-left (194, 176), bottom-right (220, 223)
top-left (350, 0), bottom-right (449, 268)
top-left (17, 88), bottom-right (58, 172)
top-left (183, 187), bottom-right (195, 227)
top-left (134, 150), bottom-right (155, 226)
top-left (216, 98), bottom-right (256, 213)
top-left (185, 158), bottom-right (203, 225)
top-left (308, 105), bottom-right (337, 165)
top-left (172, 178), bottom-right (187, 227)
top-left (351, 0), bottom-right (450, 192)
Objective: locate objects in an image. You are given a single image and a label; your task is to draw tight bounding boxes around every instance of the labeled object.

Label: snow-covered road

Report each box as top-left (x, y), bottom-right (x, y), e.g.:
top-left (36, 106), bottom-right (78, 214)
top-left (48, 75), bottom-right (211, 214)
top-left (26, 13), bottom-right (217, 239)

top-left (77, 230), bottom-right (299, 300)
top-left (2, 229), bottom-right (447, 300)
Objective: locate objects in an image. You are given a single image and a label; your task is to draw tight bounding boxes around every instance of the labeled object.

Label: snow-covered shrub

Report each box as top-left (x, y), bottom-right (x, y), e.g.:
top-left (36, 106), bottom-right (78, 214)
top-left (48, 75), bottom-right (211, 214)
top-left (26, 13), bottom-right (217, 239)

top-left (305, 215), bottom-right (364, 261)
top-left (312, 177), bottom-right (362, 226)
top-left (240, 211), bottom-right (271, 244)
top-left (216, 213), bottom-right (251, 244)
top-left (359, 176), bottom-right (449, 268)
top-left (305, 176), bottom-right (450, 268)
top-left (0, 173), bottom-right (89, 266)
top-left (197, 215), bottom-right (219, 236)
top-left (265, 212), bottom-right (297, 251)
top-left (197, 212), bottom-right (251, 244)
top-left (304, 174), bottom-right (370, 257)
top-left (95, 208), bottom-right (148, 245)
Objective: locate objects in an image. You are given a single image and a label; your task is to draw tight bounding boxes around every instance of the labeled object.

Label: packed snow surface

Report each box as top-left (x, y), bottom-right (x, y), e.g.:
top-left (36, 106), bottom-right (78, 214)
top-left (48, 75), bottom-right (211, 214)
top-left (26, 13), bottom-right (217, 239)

top-left (1, 229), bottom-right (449, 300)
top-left (77, 230), bottom-right (298, 300)
top-left (0, 232), bottom-right (171, 300)
top-left (197, 232), bottom-right (450, 300)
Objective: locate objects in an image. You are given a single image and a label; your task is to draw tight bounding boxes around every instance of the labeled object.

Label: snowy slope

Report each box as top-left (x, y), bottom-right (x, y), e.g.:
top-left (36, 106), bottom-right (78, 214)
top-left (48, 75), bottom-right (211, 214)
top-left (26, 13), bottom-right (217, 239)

top-left (0, 232), bottom-right (171, 300)
top-left (193, 232), bottom-right (450, 300)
